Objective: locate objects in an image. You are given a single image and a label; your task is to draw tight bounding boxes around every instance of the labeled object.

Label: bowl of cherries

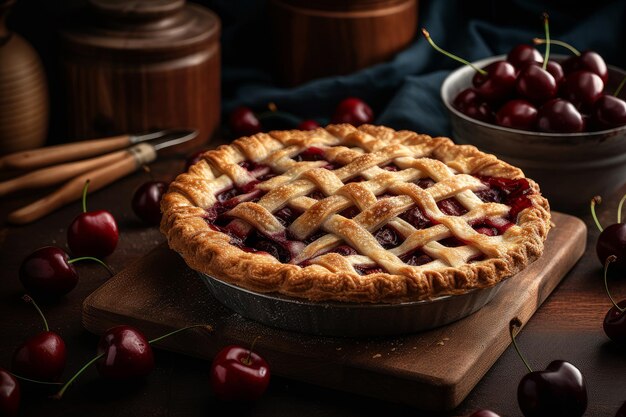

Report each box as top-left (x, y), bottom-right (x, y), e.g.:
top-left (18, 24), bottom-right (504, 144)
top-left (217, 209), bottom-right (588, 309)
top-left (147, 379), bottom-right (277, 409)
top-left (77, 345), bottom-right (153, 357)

top-left (432, 16), bottom-right (626, 213)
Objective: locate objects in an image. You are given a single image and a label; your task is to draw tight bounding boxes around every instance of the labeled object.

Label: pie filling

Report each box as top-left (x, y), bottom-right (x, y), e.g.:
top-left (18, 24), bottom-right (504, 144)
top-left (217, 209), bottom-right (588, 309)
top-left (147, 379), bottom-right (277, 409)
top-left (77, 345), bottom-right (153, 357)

top-left (203, 147), bottom-right (534, 274)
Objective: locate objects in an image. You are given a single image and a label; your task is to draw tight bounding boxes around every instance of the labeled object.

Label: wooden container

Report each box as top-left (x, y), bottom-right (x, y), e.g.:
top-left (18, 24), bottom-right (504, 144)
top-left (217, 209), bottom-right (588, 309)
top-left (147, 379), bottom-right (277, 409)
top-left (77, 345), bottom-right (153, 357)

top-left (60, 0), bottom-right (220, 152)
top-left (270, 0), bottom-right (417, 86)
top-left (0, 0), bottom-right (49, 155)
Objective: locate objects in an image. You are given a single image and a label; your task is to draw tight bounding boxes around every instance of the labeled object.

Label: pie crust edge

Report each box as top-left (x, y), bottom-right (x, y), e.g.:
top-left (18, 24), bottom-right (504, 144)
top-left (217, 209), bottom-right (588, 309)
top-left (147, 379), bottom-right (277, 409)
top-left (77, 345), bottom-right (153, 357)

top-left (160, 124), bottom-right (551, 303)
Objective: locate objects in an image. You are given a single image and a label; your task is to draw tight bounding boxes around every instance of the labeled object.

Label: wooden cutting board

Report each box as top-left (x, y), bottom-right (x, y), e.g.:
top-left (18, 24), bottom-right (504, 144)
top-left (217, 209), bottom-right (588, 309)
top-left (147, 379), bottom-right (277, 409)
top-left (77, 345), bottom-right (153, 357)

top-left (82, 212), bottom-right (586, 411)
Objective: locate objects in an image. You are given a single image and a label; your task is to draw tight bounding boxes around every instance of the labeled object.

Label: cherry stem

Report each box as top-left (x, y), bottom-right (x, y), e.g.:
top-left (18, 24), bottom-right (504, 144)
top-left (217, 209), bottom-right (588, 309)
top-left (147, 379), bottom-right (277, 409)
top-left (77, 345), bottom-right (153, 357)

top-left (148, 324), bottom-right (212, 345)
top-left (67, 257), bottom-right (114, 277)
top-left (604, 256), bottom-right (624, 313)
top-left (53, 324), bottom-right (212, 399)
top-left (590, 196), bottom-right (604, 232)
top-left (541, 13), bottom-right (550, 70)
top-left (615, 77), bottom-right (626, 98)
top-left (509, 318), bottom-right (533, 374)
top-left (421, 28), bottom-right (487, 75)
top-left (22, 294), bottom-right (48, 332)
top-left (618, 193), bottom-right (626, 224)
top-left (243, 336), bottom-right (261, 366)
top-left (52, 353), bottom-right (104, 400)
top-left (81, 180), bottom-right (90, 213)
top-left (532, 38), bottom-right (581, 56)
top-left (11, 372), bottom-right (64, 385)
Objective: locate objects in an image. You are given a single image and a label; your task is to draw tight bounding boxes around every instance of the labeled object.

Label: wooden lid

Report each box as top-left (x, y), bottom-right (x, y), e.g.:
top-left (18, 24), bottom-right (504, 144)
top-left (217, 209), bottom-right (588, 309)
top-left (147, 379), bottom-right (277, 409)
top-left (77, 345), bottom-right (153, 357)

top-left (88, 0), bottom-right (184, 21)
top-left (60, 0), bottom-right (220, 60)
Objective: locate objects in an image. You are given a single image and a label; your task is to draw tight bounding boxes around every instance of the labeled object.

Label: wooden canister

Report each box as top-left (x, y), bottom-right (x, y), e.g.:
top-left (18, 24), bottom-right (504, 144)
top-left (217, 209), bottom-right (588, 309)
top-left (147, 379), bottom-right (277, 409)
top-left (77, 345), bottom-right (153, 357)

top-left (270, 0), bottom-right (418, 86)
top-left (0, 0), bottom-right (49, 155)
top-left (60, 0), bottom-right (220, 152)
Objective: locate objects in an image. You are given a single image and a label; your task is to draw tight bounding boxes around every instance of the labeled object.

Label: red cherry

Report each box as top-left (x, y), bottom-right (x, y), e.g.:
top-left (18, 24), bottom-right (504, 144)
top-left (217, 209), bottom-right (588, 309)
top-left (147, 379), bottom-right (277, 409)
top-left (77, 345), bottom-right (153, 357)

top-left (470, 410), bottom-right (501, 417)
top-left (562, 71), bottom-right (604, 110)
top-left (297, 119), bottom-right (320, 130)
top-left (12, 332), bottom-right (66, 382)
top-left (617, 401), bottom-right (626, 417)
top-left (507, 44), bottom-right (543, 69)
top-left (131, 181), bottom-right (168, 225)
top-left (95, 325), bottom-right (155, 380)
top-left (545, 60), bottom-right (565, 86)
top-left (495, 99), bottom-right (538, 130)
top-left (19, 247), bottom-right (78, 298)
top-left (562, 50), bottom-right (608, 83)
top-left (54, 324), bottom-right (208, 398)
top-left (229, 107), bottom-right (262, 137)
top-left (453, 88), bottom-right (494, 123)
top-left (11, 295), bottom-right (66, 382)
top-left (0, 368), bottom-right (20, 417)
top-left (516, 64), bottom-right (557, 103)
top-left (592, 95), bottom-right (626, 130)
top-left (536, 99), bottom-right (584, 133)
top-left (19, 246), bottom-right (112, 298)
top-left (472, 60), bottom-right (518, 102)
top-left (210, 344), bottom-right (270, 401)
top-left (510, 319), bottom-right (587, 417)
top-left (332, 97), bottom-right (373, 126)
top-left (185, 149), bottom-right (208, 171)
top-left (422, 29), bottom-right (515, 103)
top-left (67, 180), bottom-right (119, 258)
top-left (591, 195), bottom-right (626, 271)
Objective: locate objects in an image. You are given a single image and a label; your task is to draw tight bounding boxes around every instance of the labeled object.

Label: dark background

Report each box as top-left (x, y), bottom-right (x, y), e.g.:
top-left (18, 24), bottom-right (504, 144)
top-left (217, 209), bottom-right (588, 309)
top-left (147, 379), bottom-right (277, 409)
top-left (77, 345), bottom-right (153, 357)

top-left (6, 0), bottom-right (626, 144)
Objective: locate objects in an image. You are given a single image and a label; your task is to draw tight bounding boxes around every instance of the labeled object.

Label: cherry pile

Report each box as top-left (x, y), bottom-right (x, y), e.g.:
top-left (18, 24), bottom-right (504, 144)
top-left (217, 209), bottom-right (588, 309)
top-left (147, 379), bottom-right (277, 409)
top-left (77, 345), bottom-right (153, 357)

top-left (424, 14), bottom-right (626, 133)
top-left (228, 97), bottom-right (373, 138)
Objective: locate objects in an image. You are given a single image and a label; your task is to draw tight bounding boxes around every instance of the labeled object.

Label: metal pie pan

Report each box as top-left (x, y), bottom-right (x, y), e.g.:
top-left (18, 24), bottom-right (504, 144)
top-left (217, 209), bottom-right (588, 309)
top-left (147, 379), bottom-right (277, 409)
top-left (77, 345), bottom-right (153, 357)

top-left (199, 273), bottom-right (504, 337)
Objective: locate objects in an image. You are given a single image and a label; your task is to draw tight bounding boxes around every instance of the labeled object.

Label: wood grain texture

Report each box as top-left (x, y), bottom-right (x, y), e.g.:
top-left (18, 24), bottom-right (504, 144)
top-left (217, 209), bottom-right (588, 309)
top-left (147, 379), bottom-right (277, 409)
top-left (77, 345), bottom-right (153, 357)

top-left (269, 0), bottom-right (417, 86)
top-left (82, 212), bottom-right (585, 411)
top-left (59, 2), bottom-right (220, 153)
top-left (0, 0), bottom-right (48, 154)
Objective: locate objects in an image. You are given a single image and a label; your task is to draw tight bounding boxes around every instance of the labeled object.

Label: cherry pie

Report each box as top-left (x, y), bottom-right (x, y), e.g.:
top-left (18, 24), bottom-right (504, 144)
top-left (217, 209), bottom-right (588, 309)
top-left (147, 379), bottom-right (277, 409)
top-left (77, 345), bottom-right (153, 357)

top-left (161, 125), bottom-right (551, 303)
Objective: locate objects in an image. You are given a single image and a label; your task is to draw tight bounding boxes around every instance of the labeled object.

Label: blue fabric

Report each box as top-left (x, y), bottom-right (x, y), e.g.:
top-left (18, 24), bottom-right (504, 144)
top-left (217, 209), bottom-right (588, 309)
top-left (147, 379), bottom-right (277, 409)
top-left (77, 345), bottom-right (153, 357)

top-left (203, 0), bottom-right (626, 138)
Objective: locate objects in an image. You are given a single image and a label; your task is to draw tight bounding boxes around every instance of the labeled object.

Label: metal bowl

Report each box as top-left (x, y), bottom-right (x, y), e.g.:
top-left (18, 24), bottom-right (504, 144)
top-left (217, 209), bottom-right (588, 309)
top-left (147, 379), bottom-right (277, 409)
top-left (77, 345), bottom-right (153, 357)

top-left (199, 273), bottom-right (504, 337)
top-left (441, 55), bottom-right (626, 213)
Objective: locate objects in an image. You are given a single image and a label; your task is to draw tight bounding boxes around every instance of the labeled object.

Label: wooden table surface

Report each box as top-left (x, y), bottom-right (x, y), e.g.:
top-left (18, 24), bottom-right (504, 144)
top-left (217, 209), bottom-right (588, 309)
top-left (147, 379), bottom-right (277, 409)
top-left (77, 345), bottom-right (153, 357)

top-left (1, 149), bottom-right (625, 417)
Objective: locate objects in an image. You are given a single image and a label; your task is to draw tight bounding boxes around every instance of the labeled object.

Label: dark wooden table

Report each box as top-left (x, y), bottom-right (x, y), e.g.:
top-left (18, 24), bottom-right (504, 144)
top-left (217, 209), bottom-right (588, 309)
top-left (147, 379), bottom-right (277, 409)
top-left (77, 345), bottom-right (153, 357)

top-left (1, 152), bottom-right (625, 417)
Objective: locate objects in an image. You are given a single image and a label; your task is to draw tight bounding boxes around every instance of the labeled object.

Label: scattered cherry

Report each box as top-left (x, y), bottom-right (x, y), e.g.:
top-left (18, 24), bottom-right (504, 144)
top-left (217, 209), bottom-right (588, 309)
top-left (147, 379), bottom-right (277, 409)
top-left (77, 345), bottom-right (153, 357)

top-left (332, 97), bottom-right (373, 126)
top-left (11, 295), bottom-right (66, 383)
top-left (67, 180), bottom-right (119, 258)
top-left (54, 324), bottom-right (209, 398)
top-left (132, 181), bottom-right (168, 225)
top-left (602, 256), bottom-right (626, 344)
top-left (507, 44), bottom-right (543, 69)
top-left (19, 246), bottom-right (112, 298)
top-left (470, 410), bottom-right (501, 417)
top-left (423, 29), bottom-right (516, 102)
top-left (510, 318), bottom-right (587, 417)
top-left (495, 99), bottom-right (538, 130)
top-left (536, 98), bottom-right (584, 133)
top-left (229, 106), bottom-right (262, 137)
top-left (297, 119), bottom-right (320, 130)
top-left (0, 368), bottom-right (20, 417)
top-left (210, 338), bottom-right (270, 401)
top-left (591, 195), bottom-right (626, 271)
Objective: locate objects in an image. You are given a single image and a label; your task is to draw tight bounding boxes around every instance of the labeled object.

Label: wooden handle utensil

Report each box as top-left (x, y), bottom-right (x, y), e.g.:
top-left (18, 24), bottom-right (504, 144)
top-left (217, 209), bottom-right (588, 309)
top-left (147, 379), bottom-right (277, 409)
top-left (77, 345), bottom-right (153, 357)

top-left (7, 144), bottom-right (157, 224)
top-left (0, 135), bottom-right (131, 171)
